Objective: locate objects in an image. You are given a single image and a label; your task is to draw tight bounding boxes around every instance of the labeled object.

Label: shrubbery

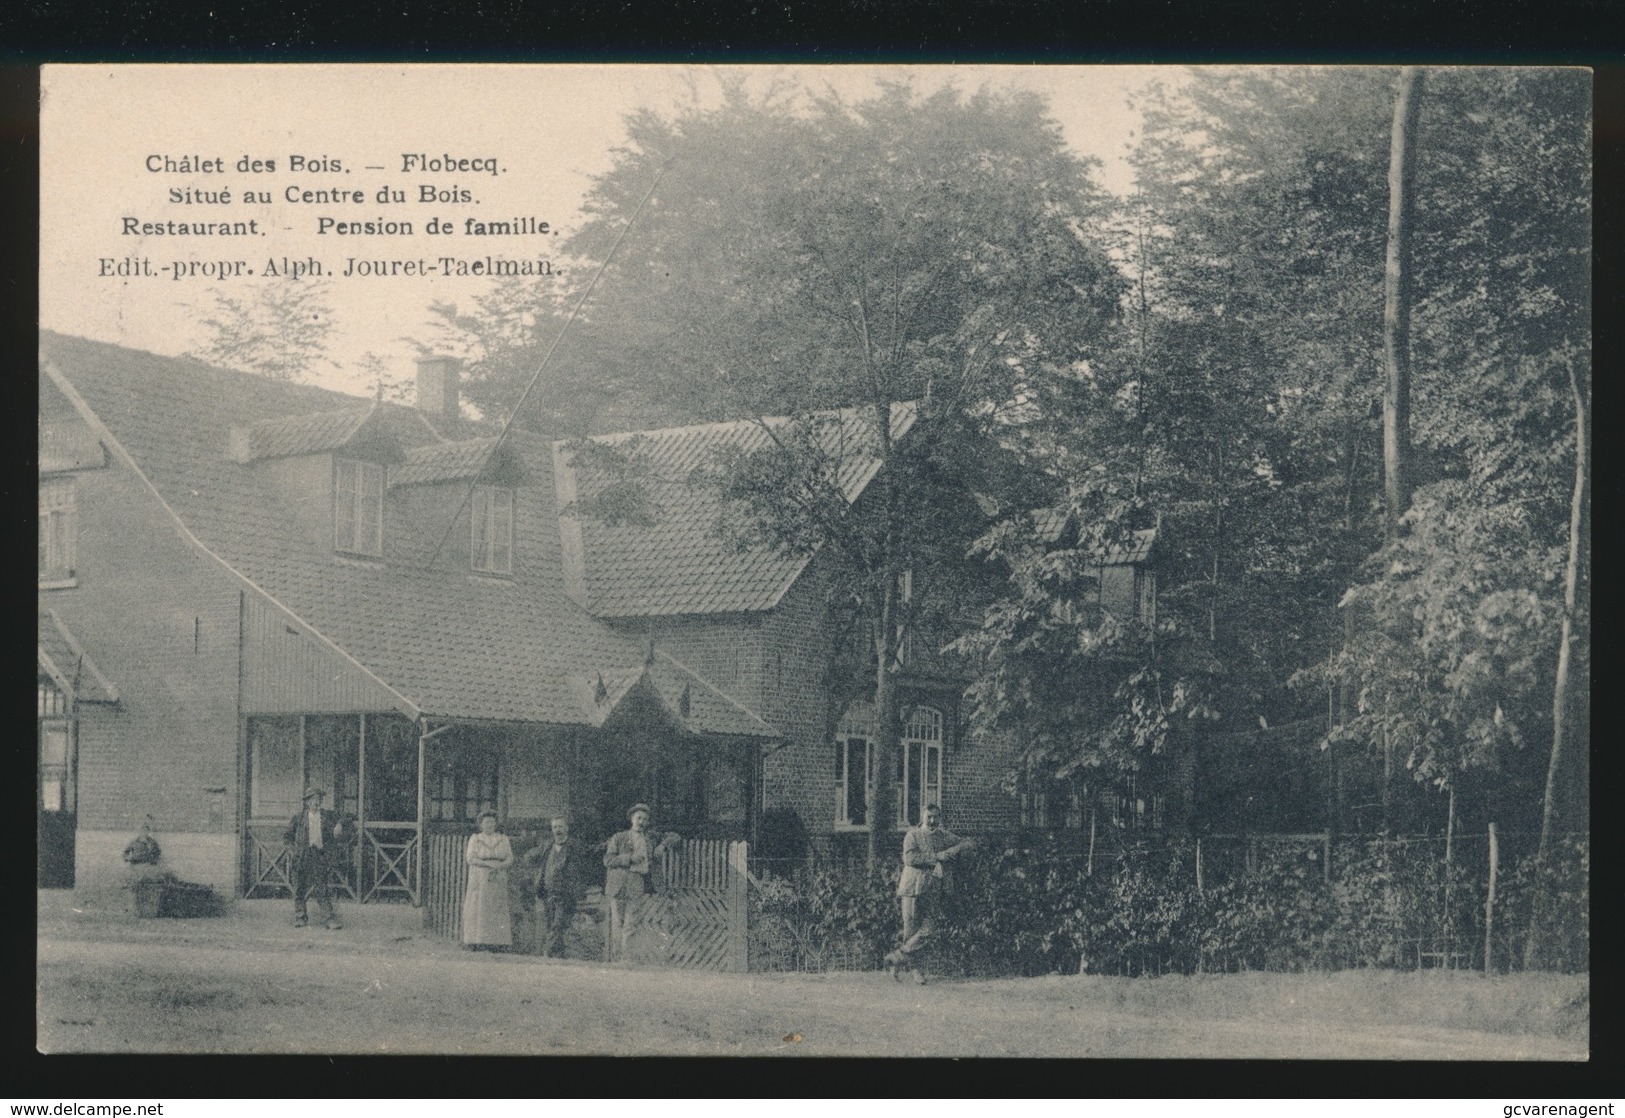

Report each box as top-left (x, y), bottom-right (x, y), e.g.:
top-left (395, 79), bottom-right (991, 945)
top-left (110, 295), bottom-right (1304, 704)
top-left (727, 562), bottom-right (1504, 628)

top-left (749, 833), bottom-right (1587, 976)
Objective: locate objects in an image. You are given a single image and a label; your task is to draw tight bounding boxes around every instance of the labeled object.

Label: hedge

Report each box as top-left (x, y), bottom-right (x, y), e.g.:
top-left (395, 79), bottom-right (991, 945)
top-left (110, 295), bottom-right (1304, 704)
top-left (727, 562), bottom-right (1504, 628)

top-left (749, 832), bottom-right (1587, 977)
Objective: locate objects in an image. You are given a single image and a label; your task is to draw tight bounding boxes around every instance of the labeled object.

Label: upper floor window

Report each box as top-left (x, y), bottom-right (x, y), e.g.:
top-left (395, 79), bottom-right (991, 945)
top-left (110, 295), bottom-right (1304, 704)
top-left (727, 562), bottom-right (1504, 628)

top-left (470, 486), bottom-right (514, 574)
top-left (334, 459), bottom-right (383, 556)
top-left (39, 477), bottom-right (77, 585)
top-left (1134, 569), bottom-right (1157, 626)
top-left (895, 568), bottom-right (914, 666)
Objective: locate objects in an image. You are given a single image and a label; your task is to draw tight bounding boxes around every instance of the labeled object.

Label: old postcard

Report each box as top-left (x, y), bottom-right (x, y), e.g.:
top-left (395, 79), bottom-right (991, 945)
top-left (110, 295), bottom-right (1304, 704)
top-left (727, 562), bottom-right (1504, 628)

top-left (37, 63), bottom-right (1589, 1058)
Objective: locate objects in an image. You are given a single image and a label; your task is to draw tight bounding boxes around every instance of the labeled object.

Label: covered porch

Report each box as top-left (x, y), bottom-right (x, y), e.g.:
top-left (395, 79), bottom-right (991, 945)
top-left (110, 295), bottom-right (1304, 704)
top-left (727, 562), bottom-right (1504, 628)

top-left (241, 681), bottom-right (771, 907)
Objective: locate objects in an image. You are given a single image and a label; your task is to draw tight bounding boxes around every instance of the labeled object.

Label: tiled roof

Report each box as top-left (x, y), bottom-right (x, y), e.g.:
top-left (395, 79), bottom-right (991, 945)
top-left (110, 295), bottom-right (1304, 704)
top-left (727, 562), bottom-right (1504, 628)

top-left (38, 609), bottom-right (118, 703)
top-left (233, 408), bottom-right (376, 462)
top-left (39, 331), bottom-right (773, 738)
top-left (1031, 507), bottom-right (1157, 565)
top-left (563, 401), bottom-right (918, 617)
top-left (39, 416), bottom-right (105, 472)
top-left (390, 437), bottom-right (502, 487)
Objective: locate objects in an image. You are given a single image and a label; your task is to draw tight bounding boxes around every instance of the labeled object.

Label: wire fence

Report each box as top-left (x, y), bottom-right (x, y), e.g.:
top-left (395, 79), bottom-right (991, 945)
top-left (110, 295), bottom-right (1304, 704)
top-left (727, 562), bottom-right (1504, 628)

top-left (747, 829), bottom-right (1588, 977)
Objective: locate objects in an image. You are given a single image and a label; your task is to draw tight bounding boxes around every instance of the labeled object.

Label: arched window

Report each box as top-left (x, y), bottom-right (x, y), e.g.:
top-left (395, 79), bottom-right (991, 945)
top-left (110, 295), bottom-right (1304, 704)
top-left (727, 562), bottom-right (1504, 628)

top-left (834, 702), bottom-right (944, 829)
top-left (897, 707), bottom-right (943, 828)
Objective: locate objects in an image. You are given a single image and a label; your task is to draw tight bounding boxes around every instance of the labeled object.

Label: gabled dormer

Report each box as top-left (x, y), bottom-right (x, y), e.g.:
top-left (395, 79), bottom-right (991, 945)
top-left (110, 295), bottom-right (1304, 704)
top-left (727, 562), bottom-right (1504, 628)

top-left (228, 406), bottom-right (406, 559)
top-left (1031, 508), bottom-right (1160, 626)
top-left (391, 437), bottom-right (529, 575)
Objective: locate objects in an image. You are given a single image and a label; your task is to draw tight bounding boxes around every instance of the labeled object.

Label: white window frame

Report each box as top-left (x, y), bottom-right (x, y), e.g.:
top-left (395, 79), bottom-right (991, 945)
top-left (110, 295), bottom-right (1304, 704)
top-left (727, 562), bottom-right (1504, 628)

top-left (39, 476), bottom-right (77, 585)
top-left (334, 459), bottom-right (384, 556)
top-left (895, 706), bottom-right (943, 828)
top-left (470, 485), bottom-right (515, 574)
top-left (834, 731), bottom-right (872, 830)
top-left (38, 677), bottom-right (74, 814)
top-left (834, 703), bottom-right (944, 831)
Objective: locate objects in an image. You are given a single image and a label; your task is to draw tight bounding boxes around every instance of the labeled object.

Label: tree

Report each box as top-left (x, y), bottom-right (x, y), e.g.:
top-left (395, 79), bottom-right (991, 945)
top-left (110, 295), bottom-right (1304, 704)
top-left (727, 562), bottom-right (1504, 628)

top-left (1334, 69), bottom-right (1589, 831)
top-left (189, 279), bottom-right (338, 382)
top-left (549, 78), bottom-right (1124, 866)
top-left (957, 67), bottom-right (1589, 858)
top-left (1382, 67), bottom-right (1424, 541)
top-left (956, 70), bottom-right (1401, 804)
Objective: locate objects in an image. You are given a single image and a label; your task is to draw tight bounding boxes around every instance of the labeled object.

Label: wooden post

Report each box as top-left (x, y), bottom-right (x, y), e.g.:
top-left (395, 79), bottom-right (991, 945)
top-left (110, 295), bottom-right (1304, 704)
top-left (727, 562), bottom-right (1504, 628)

top-left (1484, 821), bottom-right (1498, 974)
top-left (1195, 838), bottom-right (1203, 895)
top-left (1086, 807), bottom-right (1096, 877)
top-left (729, 840), bottom-right (750, 973)
top-left (414, 721), bottom-right (428, 906)
top-left (1444, 784), bottom-right (1455, 869)
top-left (357, 715), bottom-right (367, 904)
top-left (1442, 784), bottom-right (1456, 965)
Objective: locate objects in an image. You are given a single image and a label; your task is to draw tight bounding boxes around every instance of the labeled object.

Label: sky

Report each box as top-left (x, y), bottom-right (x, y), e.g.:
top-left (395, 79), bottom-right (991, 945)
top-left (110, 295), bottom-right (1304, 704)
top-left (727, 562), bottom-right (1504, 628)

top-left (41, 64), bottom-right (1180, 398)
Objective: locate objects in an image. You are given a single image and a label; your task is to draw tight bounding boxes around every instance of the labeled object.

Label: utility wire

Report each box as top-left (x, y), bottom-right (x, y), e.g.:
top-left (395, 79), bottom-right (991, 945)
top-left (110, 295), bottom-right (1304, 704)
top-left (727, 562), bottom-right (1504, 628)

top-left (429, 160), bottom-right (673, 567)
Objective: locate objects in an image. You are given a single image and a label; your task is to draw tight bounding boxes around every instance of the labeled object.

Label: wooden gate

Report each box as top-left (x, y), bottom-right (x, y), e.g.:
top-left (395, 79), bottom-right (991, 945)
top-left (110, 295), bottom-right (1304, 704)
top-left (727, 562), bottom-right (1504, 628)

top-left (616, 839), bottom-right (748, 972)
top-left (244, 822), bottom-right (360, 900)
top-left (423, 830), bottom-right (469, 939)
top-left (423, 834), bottom-right (748, 971)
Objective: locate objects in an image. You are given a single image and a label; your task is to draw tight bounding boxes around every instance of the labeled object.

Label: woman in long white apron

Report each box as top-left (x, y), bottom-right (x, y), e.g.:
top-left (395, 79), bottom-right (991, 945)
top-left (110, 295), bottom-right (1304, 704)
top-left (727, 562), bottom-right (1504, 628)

top-left (462, 810), bottom-right (515, 950)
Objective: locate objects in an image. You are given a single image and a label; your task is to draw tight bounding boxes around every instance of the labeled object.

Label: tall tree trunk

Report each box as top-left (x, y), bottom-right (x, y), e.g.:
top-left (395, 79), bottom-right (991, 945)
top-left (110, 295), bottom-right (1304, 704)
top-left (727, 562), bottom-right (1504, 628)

top-left (1524, 358), bottom-right (1589, 969)
top-left (865, 400), bottom-right (901, 872)
top-left (1382, 67), bottom-right (1424, 541)
top-left (866, 573), bottom-right (901, 870)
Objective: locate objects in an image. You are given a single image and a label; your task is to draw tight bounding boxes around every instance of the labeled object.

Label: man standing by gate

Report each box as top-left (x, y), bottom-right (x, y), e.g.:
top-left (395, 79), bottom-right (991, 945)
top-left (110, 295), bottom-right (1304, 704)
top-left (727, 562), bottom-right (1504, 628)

top-left (283, 786), bottom-right (349, 929)
top-left (531, 815), bottom-right (588, 957)
top-left (603, 803), bottom-right (680, 961)
top-left (885, 803), bottom-right (971, 984)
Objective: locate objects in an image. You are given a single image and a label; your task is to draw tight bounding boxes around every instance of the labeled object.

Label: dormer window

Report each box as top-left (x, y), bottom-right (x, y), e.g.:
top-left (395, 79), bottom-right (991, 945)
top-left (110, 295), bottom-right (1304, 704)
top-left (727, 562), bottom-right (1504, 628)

top-left (334, 459), bottom-right (383, 555)
top-left (471, 486), bottom-right (514, 574)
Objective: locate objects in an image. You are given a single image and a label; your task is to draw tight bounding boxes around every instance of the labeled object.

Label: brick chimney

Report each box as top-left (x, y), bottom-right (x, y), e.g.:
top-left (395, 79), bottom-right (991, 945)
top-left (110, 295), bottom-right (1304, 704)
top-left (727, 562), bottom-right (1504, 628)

top-left (414, 356), bottom-right (462, 423)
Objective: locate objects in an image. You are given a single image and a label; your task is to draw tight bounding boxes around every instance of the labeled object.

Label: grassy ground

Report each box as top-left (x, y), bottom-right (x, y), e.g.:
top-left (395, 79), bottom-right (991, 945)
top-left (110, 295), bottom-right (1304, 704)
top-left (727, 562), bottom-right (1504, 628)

top-left (36, 894), bottom-right (1589, 1058)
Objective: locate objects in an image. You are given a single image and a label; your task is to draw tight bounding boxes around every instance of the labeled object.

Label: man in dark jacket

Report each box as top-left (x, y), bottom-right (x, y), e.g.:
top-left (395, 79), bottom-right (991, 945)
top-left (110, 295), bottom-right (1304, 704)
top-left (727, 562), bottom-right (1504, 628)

top-left (282, 786), bottom-right (350, 929)
top-left (530, 815), bottom-right (590, 957)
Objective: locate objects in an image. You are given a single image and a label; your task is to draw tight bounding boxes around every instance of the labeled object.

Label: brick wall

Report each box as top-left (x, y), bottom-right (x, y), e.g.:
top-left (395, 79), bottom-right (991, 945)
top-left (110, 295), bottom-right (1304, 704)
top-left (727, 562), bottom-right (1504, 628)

top-left (943, 729), bottom-right (1022, 833)
top-left (757, 563), bottom-right (842, 843)
top-left (43, 454), bottom-right (247, 901)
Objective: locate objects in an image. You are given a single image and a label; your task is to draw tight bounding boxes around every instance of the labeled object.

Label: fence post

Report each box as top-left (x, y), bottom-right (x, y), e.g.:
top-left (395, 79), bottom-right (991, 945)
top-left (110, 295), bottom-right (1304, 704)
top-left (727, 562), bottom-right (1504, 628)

top-left (729, 840), bottom-right (749, 973)
top-left (1195, 838), bottom-right (1203, 895)
top-left (1086, 808), bottom-right (1096, 877)
top-left (1484, 821), bottom-right (1498, 974)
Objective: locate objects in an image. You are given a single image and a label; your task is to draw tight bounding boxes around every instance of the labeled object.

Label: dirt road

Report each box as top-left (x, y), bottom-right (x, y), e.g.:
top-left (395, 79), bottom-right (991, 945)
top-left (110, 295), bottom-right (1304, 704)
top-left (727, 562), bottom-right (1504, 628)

top-left (37, 929), bottom-right (1588, 1058)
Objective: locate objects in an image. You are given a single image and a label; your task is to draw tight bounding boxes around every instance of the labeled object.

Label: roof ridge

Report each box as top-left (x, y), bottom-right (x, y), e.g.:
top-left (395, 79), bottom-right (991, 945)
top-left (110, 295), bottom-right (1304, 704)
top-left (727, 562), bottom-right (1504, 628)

top-left (40, 330), bottom-right (371, 406)
top-left (648, 649), bottom-right (779, 737)
top-left (579, 397), bottom-right (921, 447)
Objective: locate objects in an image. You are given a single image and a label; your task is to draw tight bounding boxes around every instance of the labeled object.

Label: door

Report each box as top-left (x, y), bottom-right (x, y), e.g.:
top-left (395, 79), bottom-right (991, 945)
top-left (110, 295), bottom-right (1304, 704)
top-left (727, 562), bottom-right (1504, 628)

top-left (38, 677), bottom-right (76, 888)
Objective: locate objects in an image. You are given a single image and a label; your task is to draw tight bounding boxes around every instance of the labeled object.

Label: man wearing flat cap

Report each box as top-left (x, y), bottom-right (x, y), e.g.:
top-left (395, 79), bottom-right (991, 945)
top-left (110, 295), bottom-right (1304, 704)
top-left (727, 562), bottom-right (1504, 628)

top-left (603, 802), bottom-right (678, 960)
top-left (282, 786), bottom-right (349, 929)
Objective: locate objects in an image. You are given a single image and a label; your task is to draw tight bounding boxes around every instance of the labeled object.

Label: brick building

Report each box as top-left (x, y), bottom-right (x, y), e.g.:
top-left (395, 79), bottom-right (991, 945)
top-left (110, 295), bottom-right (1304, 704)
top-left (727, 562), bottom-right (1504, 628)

top-left (38, 332), bottom-right (1156, 901)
